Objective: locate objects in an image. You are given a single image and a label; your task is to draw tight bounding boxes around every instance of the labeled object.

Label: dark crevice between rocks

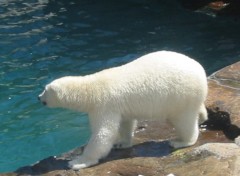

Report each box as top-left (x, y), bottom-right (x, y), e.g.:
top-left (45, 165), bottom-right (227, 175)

top-left (201, 107), bottom-right (240, 140)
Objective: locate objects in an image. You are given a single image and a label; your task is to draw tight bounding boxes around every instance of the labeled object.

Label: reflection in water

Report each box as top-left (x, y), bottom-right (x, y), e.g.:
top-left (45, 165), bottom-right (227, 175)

top-left (0, 0), bottom-right (240, 172)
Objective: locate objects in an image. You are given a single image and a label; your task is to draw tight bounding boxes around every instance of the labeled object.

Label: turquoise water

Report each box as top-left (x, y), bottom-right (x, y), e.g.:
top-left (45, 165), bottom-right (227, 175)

top-left (0, 0), bottom-right (240, 172)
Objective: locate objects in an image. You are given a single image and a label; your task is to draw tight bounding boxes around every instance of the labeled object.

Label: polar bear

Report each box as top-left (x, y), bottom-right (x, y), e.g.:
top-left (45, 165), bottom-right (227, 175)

top-left (38, 51), bottom-right (208, 170)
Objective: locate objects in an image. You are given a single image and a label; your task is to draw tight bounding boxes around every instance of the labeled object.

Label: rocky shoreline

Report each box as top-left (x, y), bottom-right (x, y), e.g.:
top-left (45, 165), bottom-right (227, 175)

top-left (1, 61), bottom-right (240, 176)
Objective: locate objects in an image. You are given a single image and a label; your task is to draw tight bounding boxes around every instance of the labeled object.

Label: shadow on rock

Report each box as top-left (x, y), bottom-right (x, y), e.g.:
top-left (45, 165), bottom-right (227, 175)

top-left (104, 140), bottom-right (172, 162)
top-left (15, 157), bottom-right (70, 175)
top-left (202, 107), bottom-right (240, 140)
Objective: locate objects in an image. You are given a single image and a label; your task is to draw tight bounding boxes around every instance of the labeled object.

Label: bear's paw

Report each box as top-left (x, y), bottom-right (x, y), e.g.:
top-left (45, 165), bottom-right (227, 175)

top-left (68, 156), bottom-right (98, 170)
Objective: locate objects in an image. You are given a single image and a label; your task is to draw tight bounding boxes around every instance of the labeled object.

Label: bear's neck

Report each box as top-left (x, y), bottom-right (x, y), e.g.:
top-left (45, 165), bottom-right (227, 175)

top-left (62, 75), bottom-right (105, 113)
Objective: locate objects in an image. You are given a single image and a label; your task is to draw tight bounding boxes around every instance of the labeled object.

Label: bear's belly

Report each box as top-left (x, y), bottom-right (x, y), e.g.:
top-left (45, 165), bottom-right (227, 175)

top-left (121, 103), bottom-right (169, 121)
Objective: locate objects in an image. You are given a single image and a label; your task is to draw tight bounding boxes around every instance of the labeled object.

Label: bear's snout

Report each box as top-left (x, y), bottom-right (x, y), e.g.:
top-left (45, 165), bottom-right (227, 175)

top-left (38, 94), bottom-right (47, 106)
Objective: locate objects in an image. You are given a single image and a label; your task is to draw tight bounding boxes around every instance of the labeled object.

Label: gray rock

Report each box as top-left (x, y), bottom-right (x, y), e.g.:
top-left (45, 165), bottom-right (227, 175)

top-left (189, 143), bottom-right (240, 159)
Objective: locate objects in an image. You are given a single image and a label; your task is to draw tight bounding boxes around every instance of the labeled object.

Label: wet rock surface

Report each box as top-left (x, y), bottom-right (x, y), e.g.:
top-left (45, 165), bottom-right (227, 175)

top-left (1, 62), bottom-right (239, 176)
top-left (205, 61), bottom-right (240, 139)
top-left (178, 0), bottom-right (240, 17)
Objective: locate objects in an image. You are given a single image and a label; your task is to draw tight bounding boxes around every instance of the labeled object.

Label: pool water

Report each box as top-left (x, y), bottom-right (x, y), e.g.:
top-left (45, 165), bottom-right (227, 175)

top-left (0, 0), bottom-right (240, 172)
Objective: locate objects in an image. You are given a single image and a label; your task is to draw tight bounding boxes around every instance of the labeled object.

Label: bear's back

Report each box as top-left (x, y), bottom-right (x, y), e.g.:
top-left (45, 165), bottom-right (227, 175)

top-left (100, 51), bottom-right (207, 94)
top-left (92, 51), bottom-right (207, 117)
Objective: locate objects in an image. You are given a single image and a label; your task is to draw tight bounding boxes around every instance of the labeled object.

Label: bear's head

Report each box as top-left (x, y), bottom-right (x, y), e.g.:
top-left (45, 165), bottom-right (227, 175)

top-left (39, 76), bottom-right (96, 112)
top-left (38, 81), bottom-right (63, 108)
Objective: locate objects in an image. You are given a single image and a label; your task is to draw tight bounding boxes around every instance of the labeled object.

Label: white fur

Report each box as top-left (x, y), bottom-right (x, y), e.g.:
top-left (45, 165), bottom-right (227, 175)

top-left (38, 51), bottom-right (208, 170)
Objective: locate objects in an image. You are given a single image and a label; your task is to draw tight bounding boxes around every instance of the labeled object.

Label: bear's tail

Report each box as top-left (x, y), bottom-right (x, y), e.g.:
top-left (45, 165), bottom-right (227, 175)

top-left (199, 104), bottom-right (208, 124)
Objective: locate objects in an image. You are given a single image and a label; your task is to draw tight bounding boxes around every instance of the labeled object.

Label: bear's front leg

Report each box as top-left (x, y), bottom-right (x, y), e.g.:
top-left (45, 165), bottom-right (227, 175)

top-left (69, 113), bottom-right (121, 170)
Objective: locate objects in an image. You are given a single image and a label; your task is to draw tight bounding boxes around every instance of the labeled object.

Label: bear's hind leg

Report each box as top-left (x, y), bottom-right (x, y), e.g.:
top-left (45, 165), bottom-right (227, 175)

top-left (199, 103), bottom-right (208, 124)
top-left (169, 111), bottom-right (199, 149)
top-left (114, 119), bottom-right (137, 149)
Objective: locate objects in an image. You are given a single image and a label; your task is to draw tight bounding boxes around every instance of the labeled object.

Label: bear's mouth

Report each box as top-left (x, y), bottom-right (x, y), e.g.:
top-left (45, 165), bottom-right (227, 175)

top-left (38, 96), bottom-right (47, 106)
